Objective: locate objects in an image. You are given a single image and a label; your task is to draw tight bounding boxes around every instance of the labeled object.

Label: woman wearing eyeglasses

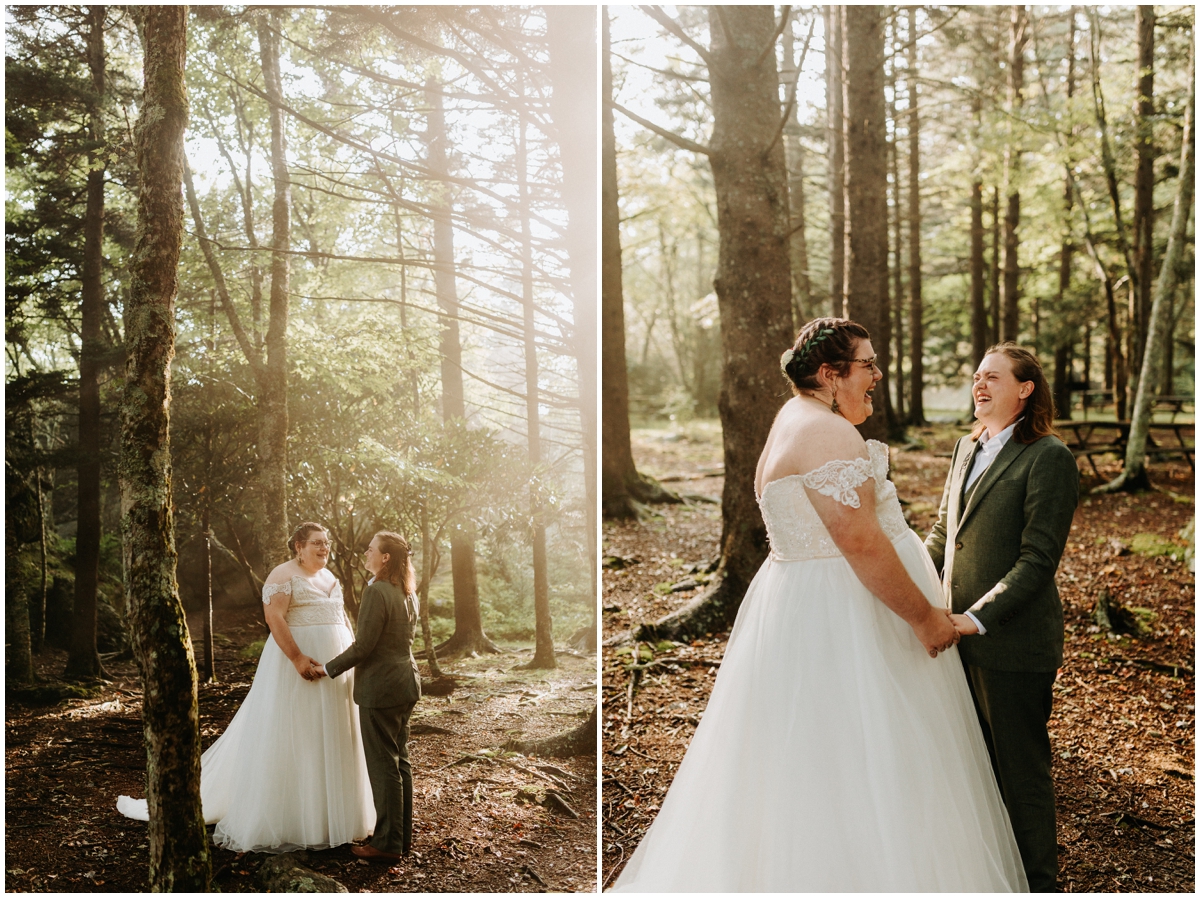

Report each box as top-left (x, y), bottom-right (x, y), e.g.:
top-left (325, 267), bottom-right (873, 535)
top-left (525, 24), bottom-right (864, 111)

top-left (119, 521), bottom-right (374, 853)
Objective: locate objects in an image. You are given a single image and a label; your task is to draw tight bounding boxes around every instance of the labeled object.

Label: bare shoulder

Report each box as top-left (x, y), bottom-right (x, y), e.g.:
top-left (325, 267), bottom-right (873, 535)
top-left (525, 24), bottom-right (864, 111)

top-left (265, 560), bottom-right (299, 585)
top-left (761, 402), bottom-right (868, 484)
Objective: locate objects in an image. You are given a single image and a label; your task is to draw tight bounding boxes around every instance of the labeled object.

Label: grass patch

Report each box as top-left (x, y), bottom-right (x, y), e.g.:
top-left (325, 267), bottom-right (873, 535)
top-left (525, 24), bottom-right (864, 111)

top-left (1129, 533), bottom-right (1188, 563)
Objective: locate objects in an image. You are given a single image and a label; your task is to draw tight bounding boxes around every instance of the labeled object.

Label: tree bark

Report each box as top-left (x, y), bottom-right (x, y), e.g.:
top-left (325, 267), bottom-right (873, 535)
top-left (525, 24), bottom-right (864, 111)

top-left (123, 7), bottom-right (211, 890)
top-left (905, 6), bottom-right (925, 425)
top-left (1000, 6), bottom-right (1027, 343)
top-left (66, 5), bottom-right (109, 681)
top-left (1132, 6), bottom-right (1156, 380)
top-left (1101, 46), bottom-right (1192, 494)
top-left (507, 707), bottom-right (596, 758)
top-left (843, 5), bottom-right (892, 441)
top-left (516, 102), bottom-right (555, 671)
top-left (424, 82), bottom-right (497, 657)
top-left (888, 25), bottom-right (905, 421)
top-left (601, 12), bottom-right (679, 520)
top-left (545, 6), bottom-right (598, 645)
top-left (781, 8), bottom-right (812, 327)
top-left (640, 6), bottom-right (794, 642)
top-left (1052, 11), bottom-right (1079, 421)
top-left (989, 186), bottom-right (1001, 345)
top-left (825, 5), bottom-right (845, 317)
top-left (256, 11), bottom-right (291, 570)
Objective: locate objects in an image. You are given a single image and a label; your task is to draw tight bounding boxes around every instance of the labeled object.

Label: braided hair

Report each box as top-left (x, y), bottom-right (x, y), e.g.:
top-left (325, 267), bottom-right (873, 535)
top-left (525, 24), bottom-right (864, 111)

top-left (780, 317), bottom-right (872, 393)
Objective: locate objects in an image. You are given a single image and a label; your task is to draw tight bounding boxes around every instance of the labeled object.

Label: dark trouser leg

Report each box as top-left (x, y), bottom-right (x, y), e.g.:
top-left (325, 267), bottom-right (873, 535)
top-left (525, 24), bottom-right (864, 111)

top-left (360, 701), bottom-right (416, 855)
top-left (964, 663), bottom-right (1058, 892)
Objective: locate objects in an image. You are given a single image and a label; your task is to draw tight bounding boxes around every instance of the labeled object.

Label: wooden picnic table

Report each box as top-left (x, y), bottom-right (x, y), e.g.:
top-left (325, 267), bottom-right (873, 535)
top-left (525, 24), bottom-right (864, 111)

top-left (1055, 420), bottom-right (1194, 475)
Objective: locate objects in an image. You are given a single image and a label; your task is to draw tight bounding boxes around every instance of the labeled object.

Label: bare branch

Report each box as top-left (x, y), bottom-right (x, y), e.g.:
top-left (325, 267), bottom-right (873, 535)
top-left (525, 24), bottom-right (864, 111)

top-left (638, 6), bottom-right (712, 66)
top-left (608, 99), bottom-right (712, 156)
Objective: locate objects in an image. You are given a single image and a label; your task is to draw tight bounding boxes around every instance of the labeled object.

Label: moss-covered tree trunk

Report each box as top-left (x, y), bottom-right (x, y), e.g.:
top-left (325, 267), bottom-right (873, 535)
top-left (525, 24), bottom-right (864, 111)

top-left (256, 11), bottom-right (291, 570)
top-left (66, 5), bottom-right (109, 681)
top-left (600, 12), bottom-right (678, 520)
top-left (123, 7), bottom-right (210, 890)
top-left (424, 82), bottom-right (497, 658)
top-left (643, 6), bottom-right (794, 642)
top-left (1101, 47), bottom-right (1193, 494)
top-left (843, 5), bottom-right (891, 442)
top-left (1131, 5), bottom-right (1156, 378)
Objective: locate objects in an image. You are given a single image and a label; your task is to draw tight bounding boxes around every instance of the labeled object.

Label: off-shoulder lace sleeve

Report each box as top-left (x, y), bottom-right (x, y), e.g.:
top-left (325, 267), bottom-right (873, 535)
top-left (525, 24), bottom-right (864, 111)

top-left (801, 456), bottom-right (874, 508)
top-left (262, 580), bottom-right (292, 605)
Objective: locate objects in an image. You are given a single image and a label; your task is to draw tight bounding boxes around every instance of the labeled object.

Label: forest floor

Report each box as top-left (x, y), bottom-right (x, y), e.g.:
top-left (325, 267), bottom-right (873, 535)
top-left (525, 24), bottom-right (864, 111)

top-left (602, 419), bottom-right (1195, 893)
top-left (5, 602), bottom-right (597, 893)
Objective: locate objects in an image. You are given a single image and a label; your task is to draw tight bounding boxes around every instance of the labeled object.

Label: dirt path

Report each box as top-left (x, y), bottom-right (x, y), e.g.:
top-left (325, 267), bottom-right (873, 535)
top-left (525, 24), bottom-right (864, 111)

top-left (6, 601), bottom-right (597, 893)
top-left (602, 421), bottom-right (1194, 892)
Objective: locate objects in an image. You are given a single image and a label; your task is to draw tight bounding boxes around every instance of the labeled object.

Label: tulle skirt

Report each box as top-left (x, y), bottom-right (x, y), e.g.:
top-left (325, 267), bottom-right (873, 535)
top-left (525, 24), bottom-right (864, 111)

top-left (118, 622), bottom-right (374, 853)
top-left (611, 530), bottom-right (1028, 892)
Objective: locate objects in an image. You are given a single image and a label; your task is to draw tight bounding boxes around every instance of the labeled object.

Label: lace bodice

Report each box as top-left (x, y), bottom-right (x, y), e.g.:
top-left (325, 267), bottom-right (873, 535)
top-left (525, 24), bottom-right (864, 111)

top-left (262, 576), bottom-right (351, 628)
top-left (757, 440), bottom-right (910, 562)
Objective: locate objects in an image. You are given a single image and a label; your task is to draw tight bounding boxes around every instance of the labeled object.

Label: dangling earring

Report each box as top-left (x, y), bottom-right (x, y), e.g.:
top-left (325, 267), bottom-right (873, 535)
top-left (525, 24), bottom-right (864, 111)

top-left (830, 392), bottom-right (841, 416)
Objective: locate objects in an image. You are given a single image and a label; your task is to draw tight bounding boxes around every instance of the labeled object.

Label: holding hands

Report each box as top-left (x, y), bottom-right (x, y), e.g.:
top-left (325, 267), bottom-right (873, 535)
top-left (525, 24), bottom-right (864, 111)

top-left (294, 654), bottom-right (327, 681)
top-left (912, 607), bottom-right (960, 658)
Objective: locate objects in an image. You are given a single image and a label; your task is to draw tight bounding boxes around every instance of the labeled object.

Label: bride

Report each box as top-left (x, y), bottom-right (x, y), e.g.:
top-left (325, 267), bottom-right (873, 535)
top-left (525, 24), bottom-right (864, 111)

top-left (118, 522), bottom-right (374, 852)
top-left (611, 318), bottom-right (1028, 892)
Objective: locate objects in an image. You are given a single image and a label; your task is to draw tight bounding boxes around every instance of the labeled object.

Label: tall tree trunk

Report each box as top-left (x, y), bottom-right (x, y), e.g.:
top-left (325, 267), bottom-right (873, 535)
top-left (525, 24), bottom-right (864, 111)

top-left (33, 446), bottom-right (48, 654)
top-left (66, 5), bottom-right (109, 681)
top-left (1102, 46), bottom-right (1192, 493)
top-left (124, 8), bottom-right (210, 890)
top-left (1132, 6), bottom-right (1156, 380)
top-left (256, 11), bottom-right (291, 570)
top-left (417, 506), bottom-right (443, 678)
top-left (601, 12), bottom-right (678, 519)
top-left (843, 5), bottom-right (892, 440)
top-left (781, 8), bottom-right (812, 327)
top-left (1053, 11), bottom-right (1079, 421)
top-left (990, 186), bottom-right (1001, 344)
top-left (424, 83), bottom-right (496, 657)
top-left (517, 103), bottom-right (555, 671)
top-left (905, 6), bottom-right (925, 425)
top-left (6, 512), bottom-right (34, 684)
top-left (1000, 6), bottom-right (1027, 343)
top-left (825, 5), bottom-right (845, 317)
top-left (545, 6), bottom-right (598, 642)
top-left (888, 27), bottom-right (905, 421)
top-left (641, 6), bottom-right (794, 642)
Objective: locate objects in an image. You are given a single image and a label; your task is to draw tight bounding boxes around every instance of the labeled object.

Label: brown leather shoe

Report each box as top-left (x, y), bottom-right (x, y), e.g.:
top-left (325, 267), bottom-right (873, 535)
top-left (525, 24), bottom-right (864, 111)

top-left (351, 844), bottom-right (403, 862)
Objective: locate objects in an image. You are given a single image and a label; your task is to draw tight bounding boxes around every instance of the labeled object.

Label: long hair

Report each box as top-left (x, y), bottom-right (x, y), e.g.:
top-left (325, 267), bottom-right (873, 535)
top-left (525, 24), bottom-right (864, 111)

top-left (373, 530), bottom-right (417, 594)
top-left (970, 343), bottom-right (1058, 444)
top-left (289, 522), bottom-right (327, 557)
top-left (781, 317), bottom-right (872, 394)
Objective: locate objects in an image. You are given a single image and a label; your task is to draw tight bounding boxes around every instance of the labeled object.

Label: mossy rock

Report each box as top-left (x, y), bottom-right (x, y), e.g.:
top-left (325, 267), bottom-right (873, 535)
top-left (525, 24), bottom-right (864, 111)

top-left (258, 851), bottom-right (347, 893)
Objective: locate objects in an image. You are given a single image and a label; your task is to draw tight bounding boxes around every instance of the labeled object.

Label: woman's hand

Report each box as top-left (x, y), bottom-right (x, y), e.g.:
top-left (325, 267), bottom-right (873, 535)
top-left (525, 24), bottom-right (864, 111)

top-left (911, 606), bottom-right (960, 657)
top-left (293, 654), bottom-right (323, 680)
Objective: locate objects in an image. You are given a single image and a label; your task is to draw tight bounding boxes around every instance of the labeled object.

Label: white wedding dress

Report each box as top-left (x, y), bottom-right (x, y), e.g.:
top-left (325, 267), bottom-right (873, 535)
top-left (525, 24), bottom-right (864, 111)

top-left (611, 440), bottom-right (1028, 892)
top-left (117, 576), bottom-right (375, 853)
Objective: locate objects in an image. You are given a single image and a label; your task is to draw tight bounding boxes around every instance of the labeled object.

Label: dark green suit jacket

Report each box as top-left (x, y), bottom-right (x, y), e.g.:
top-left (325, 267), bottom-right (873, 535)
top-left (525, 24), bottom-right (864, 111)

top-left (925, 432), bottom-right (1079, 672)
top-left (325, 580), bottom-right (421, 708)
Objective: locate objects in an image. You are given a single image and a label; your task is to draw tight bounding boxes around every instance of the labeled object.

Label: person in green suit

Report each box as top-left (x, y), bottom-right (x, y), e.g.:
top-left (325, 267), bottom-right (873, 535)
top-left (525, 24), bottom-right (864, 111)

top-left (926, 343), bottom-right (1079, 892)
top-left (318, 531), bottom-right (422, 862)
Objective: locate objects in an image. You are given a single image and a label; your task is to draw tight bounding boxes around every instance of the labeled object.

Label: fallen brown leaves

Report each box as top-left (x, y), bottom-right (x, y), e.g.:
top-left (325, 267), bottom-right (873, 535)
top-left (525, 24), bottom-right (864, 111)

top-left (5, 601), bottom-right (597, 893)
top-left (602, 422), bottom-right (1194, 893)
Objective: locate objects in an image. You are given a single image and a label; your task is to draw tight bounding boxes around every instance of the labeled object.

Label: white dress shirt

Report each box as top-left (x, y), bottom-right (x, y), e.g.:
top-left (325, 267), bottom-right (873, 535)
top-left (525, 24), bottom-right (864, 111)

top-left (959, 419), bottom-right (1020, 635)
